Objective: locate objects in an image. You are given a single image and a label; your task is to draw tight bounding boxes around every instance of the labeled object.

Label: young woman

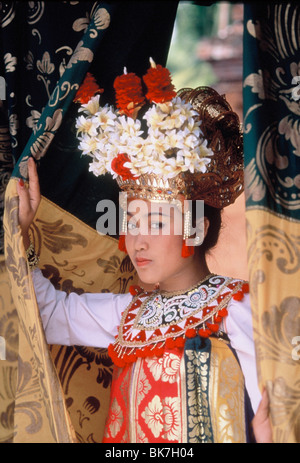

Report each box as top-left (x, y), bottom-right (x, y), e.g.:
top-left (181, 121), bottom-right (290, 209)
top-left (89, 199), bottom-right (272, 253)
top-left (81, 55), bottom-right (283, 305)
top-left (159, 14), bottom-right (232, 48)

top-left (17, 63), bottom-right (272, 443)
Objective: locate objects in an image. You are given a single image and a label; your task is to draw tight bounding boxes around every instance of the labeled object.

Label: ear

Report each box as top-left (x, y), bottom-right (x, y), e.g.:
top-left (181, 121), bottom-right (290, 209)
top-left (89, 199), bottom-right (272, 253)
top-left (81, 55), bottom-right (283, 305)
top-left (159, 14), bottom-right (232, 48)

top-left (194, 216), bottom-right (210, 245)
top-left (203, 216), bottom-right (210, 240)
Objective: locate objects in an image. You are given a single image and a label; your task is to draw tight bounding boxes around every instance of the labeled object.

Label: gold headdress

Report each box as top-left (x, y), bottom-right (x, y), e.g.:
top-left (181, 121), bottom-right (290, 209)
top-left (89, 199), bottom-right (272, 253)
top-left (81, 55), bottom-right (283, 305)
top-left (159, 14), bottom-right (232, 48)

top-left (75, 59), bottom-right (244, 255)
top-left (76, 59), bottom-right (243, 209)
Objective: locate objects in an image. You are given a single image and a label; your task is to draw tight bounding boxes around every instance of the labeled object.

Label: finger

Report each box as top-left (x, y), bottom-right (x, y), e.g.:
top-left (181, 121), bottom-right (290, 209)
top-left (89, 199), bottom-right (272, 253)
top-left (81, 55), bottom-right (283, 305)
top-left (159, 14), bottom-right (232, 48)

top-left (17, 177), bottom-right (26, 198)
top-left (17, 178), bottom-right (32, 216)
top-left (27, 157), bottom-right (41, 207)
top-left (260, 388), bottom-right (270, 414)
top-left (255, 388), bottom-right (270, 424)
top-left (17, 178), bottom-right (30, 203)
top-left (28, 157), bottom-right (40, 191)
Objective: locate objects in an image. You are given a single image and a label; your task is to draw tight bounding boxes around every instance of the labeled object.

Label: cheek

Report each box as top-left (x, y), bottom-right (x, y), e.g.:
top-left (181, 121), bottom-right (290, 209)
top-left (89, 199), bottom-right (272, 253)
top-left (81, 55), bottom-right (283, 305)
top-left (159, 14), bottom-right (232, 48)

top-left (125, 233), bottom-right (183, 257)
top-left (154, 234), bottom-right (183, 260)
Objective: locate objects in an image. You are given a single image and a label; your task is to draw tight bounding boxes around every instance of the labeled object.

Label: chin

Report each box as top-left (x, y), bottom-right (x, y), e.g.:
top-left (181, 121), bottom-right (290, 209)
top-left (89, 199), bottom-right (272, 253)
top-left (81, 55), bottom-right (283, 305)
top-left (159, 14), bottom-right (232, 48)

top-left (137, 272), bottom-right (158, 289)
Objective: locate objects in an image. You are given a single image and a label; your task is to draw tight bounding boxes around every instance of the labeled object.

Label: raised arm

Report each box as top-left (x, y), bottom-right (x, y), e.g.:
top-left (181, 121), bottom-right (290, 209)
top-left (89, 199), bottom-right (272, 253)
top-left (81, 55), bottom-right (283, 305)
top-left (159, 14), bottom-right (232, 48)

top-left (16, 156), bottom-right (131, 348)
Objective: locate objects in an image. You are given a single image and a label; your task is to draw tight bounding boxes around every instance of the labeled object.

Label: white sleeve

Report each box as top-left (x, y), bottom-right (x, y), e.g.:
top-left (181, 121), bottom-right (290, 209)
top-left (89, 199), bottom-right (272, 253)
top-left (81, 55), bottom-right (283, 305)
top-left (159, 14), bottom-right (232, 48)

top-left (31, 268), bottom-right (132, 348)
top-left (224, 293), bottom-right (262, 414)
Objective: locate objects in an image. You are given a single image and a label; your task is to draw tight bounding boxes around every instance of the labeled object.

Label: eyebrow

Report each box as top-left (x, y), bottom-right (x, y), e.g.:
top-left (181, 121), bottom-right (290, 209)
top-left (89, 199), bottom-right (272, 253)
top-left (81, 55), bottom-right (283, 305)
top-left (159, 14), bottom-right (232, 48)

top-left (127, 211), bottom-right (169, 218)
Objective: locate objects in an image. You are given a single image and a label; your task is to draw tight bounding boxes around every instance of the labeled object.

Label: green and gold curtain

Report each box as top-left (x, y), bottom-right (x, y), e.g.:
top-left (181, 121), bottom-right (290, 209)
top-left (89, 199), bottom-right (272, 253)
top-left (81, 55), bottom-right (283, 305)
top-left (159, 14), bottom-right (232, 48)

top-left (243, 3), bottom-right (300, 443)
top-left (0, 1), bottom-right (178, 443)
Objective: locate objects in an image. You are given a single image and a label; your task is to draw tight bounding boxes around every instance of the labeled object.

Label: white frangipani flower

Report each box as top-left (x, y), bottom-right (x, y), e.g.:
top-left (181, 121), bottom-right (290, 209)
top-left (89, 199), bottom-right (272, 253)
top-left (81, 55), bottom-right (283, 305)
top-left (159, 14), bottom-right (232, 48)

top-left (78, 94), bottom-right (101, 116)
top-left (76, 115), bottom-right (99, 137)
top-left (76, 95), bottom-right (213, 179)
top-left (78, 133), bottom-right (98, 155)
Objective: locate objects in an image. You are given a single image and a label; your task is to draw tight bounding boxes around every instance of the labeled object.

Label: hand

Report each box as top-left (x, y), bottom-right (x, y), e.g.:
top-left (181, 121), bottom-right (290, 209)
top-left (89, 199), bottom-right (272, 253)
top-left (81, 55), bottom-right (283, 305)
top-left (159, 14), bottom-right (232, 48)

top-left (17, 157), bottom-right (41, 249)
top-left (252, 388), bottom-right (273, 443)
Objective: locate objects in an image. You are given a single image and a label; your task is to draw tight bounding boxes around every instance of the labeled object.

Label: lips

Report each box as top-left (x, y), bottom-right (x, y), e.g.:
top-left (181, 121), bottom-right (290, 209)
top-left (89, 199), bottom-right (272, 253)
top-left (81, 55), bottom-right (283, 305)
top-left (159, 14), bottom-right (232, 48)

top-left (135, 257), bottom-right (152, 267)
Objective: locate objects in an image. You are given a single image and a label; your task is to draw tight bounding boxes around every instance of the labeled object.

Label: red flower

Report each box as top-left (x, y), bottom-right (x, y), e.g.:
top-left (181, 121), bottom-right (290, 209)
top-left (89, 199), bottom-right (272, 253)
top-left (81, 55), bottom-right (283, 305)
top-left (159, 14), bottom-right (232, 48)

top-left (143, 62), bottom-right (176, 103)
top-left (114, 72), bottom-right (145, 117)
top-left (111, 153), bottom-right (137, 180)
top-left (74, 72), bottom-right (103, 104)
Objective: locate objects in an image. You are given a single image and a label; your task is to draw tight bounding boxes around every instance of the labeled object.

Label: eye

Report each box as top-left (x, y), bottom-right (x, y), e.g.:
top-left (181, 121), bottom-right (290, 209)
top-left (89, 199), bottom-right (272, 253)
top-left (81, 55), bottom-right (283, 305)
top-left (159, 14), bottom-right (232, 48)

top-left (150, 221), bottom-right (164, 230)
top-left (127, 221), bottom-right (137, 231)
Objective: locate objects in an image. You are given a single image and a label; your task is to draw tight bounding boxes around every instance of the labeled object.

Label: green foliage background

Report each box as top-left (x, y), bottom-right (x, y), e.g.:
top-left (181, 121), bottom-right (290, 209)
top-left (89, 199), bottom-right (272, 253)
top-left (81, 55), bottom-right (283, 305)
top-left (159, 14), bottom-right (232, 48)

top-left (167, 1), bottom-right (235, 90)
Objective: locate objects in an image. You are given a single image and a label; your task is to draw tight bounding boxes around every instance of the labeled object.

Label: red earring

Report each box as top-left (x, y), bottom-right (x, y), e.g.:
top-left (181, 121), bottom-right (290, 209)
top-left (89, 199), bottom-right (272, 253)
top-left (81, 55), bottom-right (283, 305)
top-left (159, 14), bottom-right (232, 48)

top-left (181, 239), bottom-right (194, 258)
top-left (118, 234), bottom-right (127, 253)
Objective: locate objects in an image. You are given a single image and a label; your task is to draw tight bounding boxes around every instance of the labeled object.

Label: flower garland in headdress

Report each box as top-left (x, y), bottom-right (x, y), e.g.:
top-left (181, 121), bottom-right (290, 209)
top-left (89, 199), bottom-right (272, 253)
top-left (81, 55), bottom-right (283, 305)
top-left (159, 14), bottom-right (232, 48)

top-left (75, 58), bottom-right (213, 183)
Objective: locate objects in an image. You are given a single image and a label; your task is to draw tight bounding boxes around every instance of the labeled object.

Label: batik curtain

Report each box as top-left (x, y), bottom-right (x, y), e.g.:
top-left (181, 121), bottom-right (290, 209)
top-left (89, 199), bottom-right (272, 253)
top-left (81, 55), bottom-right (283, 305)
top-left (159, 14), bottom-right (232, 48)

top-left (0, 1), bottom-right (178, 443)
top-left (243, 3), bottom-right (300, 443)
top-left (1, 1), bottom-right (119, 444)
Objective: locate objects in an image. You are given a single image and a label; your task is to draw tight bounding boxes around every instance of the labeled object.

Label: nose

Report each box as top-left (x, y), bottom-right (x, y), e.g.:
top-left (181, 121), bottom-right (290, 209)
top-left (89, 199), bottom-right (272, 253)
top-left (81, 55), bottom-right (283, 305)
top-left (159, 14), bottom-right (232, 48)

top-left (133, 230), bottom-right (149, 251)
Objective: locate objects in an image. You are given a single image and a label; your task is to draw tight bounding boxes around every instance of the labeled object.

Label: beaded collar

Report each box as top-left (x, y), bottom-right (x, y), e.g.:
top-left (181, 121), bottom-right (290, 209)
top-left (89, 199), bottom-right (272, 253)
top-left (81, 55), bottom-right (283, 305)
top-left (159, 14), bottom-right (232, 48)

top-left (108, 274), bottom-right (249, 367)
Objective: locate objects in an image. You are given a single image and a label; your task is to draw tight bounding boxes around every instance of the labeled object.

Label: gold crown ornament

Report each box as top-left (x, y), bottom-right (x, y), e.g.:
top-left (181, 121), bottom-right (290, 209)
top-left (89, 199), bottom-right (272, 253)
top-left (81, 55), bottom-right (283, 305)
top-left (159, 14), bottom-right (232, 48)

top-left (75, 59), bottom-right (244, 255)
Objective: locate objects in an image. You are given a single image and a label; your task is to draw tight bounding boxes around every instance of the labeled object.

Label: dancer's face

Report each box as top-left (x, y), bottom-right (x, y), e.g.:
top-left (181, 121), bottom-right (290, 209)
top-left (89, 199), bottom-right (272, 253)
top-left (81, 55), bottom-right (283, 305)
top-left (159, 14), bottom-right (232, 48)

top-left (125, 199), bottom-right (203, 292)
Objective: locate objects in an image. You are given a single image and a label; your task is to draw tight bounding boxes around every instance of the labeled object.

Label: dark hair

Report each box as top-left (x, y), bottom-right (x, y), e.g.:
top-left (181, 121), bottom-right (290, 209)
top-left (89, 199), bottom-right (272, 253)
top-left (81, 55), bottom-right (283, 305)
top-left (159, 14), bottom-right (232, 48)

top-left (202, 204), bottom-right (222, 254)
top-left (192, 201), bottom-right (222, 255)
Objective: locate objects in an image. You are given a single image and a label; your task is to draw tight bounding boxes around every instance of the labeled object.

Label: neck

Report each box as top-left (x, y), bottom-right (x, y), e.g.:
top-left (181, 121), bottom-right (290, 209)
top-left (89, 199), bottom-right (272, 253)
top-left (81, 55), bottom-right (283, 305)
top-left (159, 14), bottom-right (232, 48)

top-left (162, 258), bottom-right (210, 292)
top-left (139, 255), bottom-right (211, 293)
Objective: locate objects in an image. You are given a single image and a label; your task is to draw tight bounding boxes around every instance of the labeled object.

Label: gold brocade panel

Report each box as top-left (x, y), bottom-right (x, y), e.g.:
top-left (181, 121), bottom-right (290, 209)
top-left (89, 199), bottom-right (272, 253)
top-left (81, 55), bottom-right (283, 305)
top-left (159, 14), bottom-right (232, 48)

top-left (208, 337), bottom-right (246, 443)
top-left (2, 179), bottom-right (137, 443)
top-left (243, 3), bottom-right (300, 443)
top-left (0, 254), bottom-right (18, 443)
top-left (246, 209), bottom-right (300, 443)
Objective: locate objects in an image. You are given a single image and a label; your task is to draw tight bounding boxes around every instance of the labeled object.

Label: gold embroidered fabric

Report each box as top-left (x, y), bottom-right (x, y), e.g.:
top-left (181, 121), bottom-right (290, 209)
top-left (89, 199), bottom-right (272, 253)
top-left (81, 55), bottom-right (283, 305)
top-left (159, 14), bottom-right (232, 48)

top-left (243, 4), bottom-right (300, 443)
top-left (208, 337), bottom-right (246, 442)
top-left (184, 337), bottom-right (246, 443)
top-left (1, 179), bottom-right (137, 443)
top-left (246, 210), bottom-right (300, 443)
top-left (0, 254), bottom-right (18, 443)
